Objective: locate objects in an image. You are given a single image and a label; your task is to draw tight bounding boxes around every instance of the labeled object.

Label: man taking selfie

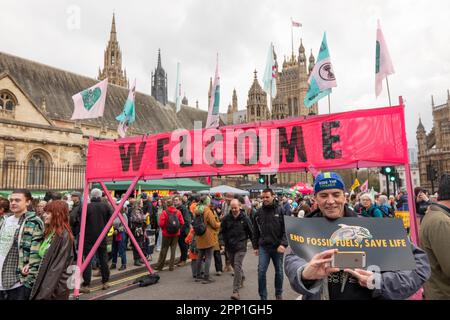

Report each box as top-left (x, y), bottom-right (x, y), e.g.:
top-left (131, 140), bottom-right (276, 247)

top-left (284, 172), bottom-right (430, 300)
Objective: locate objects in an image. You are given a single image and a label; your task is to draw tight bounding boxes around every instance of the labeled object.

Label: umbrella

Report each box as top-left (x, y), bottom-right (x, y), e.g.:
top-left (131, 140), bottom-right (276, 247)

top-left (290, 182), bottom-right (314, 194)
top-left (199, 185), bottom-right (249, 196)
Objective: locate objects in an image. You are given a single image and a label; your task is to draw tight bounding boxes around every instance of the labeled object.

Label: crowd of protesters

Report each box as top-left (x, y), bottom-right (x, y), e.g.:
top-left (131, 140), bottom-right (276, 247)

top-left (0, 171), bottom-right (448, 300)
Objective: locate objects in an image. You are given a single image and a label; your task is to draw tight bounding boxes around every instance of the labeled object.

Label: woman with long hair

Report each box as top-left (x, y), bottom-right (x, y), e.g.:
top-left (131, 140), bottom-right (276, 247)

top-left (29, 200), bottom-right (75, 300)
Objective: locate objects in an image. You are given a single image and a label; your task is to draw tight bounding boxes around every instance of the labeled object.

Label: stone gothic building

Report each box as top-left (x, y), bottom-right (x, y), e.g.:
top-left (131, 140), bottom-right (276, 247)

top-left (416, 92), bottom-right (450, 192)
top-left (98, 14), bottom-right (129, 88)
top-left (151, 49), bottom-right (168, 105)
top-left (221, 39), bottom-right (318, 187)
top-left (0, 14), bottom-right (207, 191)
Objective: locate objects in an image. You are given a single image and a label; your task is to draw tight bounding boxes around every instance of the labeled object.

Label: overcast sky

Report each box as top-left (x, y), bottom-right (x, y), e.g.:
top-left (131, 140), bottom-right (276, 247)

top-left (1, 0), bottom-right (449, 147)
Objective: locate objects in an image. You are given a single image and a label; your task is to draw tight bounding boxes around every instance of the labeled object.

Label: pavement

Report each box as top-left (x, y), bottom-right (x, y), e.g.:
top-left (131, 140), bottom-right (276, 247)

top-left (75, 244), bottom-right (300, 300)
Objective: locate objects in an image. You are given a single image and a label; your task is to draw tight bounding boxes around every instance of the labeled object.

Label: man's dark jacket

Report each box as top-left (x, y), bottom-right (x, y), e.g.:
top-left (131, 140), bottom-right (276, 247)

top-left (251, 200), bottom-right (288, 249)
top-left (84, 198), bottom-right (112, 252)
top-left (220, 209), bottom-right (254, 253)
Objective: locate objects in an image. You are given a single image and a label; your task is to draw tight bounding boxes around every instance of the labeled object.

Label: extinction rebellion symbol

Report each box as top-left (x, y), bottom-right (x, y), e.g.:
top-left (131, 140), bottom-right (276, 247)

top-left (319, 62), bottom-right (336, 81)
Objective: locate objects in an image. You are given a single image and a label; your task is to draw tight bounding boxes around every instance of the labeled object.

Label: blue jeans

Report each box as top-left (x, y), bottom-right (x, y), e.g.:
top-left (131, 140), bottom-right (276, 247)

top-left (112, 232), bottom-right (127, 265)
top-left (257, 246), bottom-right (283, 300)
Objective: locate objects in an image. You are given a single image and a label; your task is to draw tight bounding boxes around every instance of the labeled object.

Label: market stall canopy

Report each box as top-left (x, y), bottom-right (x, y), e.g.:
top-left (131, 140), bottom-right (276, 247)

top-left (92, 178), bottom-right (209, 192)
top-left (290, 182), bottom-right (314, 195)
top-left (199, 185), bottom-right (249, 196)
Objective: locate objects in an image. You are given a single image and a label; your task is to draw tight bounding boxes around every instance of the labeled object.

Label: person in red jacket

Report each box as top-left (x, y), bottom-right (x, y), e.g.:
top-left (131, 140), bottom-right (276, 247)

top-left (155, 198), bottom-right (184, 271)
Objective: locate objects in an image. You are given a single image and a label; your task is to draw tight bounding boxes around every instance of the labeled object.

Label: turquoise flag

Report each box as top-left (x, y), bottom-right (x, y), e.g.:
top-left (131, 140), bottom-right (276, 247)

top-left (116, 79), bottom-right (136, 124)
top-left (304, 32), bottom-right (336, 108)
top-left (263, 42), bottom-right (277, 98)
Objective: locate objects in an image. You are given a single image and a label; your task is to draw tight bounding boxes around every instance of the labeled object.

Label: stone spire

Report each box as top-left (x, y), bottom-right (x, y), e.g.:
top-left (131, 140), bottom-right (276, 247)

top-left (110, 13), bottom-right (117, 41)
top-left (151, 49), bottom-right (168, 105)
top-left (182, 94), bottom-right (188, 105)
top-left (417, 116), bottom-right (425, 132)
top-left (98, 13), bottom-right (128, 87)
top-left (157, 49), bottom-right (162, 69)
top-left (308, 49), bottom-right (315, 75)
top-left (246, 70), bottom-right (269, 122)
top-left (232, 88), bottom-right (238, 112)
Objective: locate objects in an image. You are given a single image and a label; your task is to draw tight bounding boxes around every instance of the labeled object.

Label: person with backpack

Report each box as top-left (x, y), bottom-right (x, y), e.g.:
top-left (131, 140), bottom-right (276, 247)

top-left (185, 226), bottom-right (200, 279)
top-left (193, 196), bottom-right (220, 284)
top-left (155, 198), bottom-right (184, 271)
top-left (359, 193), bottom-right (384, 218)
top-left (129, 203), bottom-right (147, 267)
top-left (174, 196), bottom-right (191, 267)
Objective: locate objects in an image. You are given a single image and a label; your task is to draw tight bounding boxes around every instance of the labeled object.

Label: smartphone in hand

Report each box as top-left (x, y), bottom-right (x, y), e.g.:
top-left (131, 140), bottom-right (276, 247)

top-left (331, 251), bottom-right (366, 269)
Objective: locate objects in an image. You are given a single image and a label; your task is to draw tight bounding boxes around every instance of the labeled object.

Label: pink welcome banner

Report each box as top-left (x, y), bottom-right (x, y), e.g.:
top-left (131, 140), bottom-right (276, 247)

top-left (86, 105), bottom-right (408, 182)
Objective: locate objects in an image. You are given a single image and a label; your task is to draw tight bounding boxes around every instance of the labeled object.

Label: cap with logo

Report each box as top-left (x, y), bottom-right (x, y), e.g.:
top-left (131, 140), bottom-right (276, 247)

top-left (314, 172), bottom-right (345, 193)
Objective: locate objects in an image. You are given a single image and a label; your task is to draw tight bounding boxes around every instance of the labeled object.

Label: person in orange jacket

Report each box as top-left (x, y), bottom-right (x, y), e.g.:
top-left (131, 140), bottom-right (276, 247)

top-left (185, 227), bottom-right (200, 279)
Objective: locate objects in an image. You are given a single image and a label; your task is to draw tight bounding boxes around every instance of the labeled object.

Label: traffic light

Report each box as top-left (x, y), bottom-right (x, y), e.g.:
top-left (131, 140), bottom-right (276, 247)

top-left (270, 174), bottom-right (277, 184)
top-left (381, 166), bottom-right (394, 175)
top-left (390, 175), bottom-right (396, 182)
top-left (258, 174), bottom-right (266, 184)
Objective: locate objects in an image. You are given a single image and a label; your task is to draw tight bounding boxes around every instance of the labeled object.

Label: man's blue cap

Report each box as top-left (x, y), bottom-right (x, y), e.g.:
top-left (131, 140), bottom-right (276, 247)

top-left (314, 172), bottom-right (345, 193)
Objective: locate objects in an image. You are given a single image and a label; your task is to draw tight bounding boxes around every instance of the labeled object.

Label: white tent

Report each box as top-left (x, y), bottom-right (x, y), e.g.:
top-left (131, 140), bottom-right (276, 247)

top-left (199, 185), bottom-right (249, 196)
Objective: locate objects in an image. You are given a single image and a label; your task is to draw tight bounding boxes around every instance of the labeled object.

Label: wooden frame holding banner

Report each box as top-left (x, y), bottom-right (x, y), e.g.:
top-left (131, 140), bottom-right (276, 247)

top-left (74, 96), bottom-right (419, 298)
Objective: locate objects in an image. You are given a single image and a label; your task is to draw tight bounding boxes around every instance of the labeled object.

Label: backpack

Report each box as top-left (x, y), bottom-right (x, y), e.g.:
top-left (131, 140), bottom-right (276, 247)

top-left (131, 207), bottom-right (146, 224)
top-left (192, 212), bottom-right (206, 236)
top-left (166, 211), bottom-right (181, 235)
top-left (379, 205), bottom-right (395, 218)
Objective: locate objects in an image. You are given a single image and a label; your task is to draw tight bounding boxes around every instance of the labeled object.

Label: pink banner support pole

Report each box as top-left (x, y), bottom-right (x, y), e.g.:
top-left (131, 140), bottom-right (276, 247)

top-left (80, 176), bottom-right (140, 273)
top-left (405, 162), bottom-right (419, 245)
top-left (398, 96), bottom-right (419, 245)
top-left (74, 178), bottom-right (90, 299)
top-left (99, 182), bottom-right (155, 275)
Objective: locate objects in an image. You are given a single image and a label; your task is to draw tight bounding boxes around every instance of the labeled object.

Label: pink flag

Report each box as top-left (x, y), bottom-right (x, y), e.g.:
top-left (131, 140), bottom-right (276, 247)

top-left (375, 20), bottom-right (395, 97)
top-left (292, 20), bottom-right (302, 27)
top-left (361, 179), bottom-right (369, 192)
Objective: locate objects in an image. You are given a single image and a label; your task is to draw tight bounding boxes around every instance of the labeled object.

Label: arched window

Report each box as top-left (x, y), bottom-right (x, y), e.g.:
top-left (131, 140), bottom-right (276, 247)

top-left (257, 108), bottom-right (261, 117)
top-left (287, 98), bottom-right (292, 116)
top-left (0, 90), bottom-right (17, 111)
top-left (26, 151), bottom-right (50, 186)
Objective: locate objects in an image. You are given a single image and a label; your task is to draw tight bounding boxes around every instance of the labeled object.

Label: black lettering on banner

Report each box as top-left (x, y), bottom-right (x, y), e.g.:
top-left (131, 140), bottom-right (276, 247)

top-left (322, 121), bottom-right (342, 159)
top-left (278, 126), bottom-right (307, 163)
top-left (119, 142), bottom-right (146, 172)
top-left (205, 135), bottom-right (224, 167)
top-left (179, 135), bottom-right (192, 167)
top-left (236, 131), bottom-right (259, 166)
top-left (157, 138), bottom-right (170, 169)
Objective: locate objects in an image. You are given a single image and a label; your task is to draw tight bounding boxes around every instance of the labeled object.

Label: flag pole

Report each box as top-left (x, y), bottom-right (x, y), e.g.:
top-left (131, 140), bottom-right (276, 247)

top-left (290, 18), bottom-right (294, 60)
top-left (328, 94), bottom-right (331, 114)
top-left (269, 43), bottom-right (273, 114)
top-left (386, 76), bottom-right (392, 106)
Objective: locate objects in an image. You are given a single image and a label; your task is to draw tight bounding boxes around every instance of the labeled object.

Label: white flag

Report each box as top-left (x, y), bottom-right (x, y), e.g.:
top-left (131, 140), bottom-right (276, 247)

top-left (375, 20), bottom-right (395, 97)
top-left (174, 62), bottom-right (182, 113)
top-left (205, 55), bottom-right (220, 129)
top-left (71, 78), bottom-right (108, 120)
